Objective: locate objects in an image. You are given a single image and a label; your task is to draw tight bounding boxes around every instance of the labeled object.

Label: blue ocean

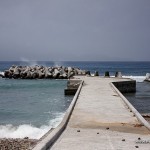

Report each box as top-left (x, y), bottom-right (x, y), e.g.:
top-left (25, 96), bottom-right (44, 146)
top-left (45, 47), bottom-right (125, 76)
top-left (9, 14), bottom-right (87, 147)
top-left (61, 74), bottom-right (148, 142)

top-left (0, 61), bottom-right (150, 139)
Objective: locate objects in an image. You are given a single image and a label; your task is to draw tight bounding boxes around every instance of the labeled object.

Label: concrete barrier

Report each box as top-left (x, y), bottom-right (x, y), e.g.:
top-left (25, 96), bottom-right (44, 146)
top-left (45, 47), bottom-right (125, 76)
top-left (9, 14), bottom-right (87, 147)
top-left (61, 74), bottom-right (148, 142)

top-left (104, 71), bottom-right (110, 77)
top-left (65, 80), bottom-right (82, 95)
top-left (112, 80), bottom-right (136, 93)
top-left (94, 71), bottom-right (99, 76)
top-left (115, 71), bottom-right (122, 78)
top-left (111, 82), bottom-right (150, 131)
top-left (32, 81), bottom-right (84, 150)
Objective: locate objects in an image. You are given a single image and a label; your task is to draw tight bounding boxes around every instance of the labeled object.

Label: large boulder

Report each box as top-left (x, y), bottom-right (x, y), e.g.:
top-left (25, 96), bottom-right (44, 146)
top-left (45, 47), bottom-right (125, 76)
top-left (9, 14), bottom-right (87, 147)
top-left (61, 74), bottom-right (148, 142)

top-left (44, 68), bottom-right (52, 78)
top-left (13, 67), bottom-right (20, 79)
top-left (4, 70), bottom-right (12, 78)
top-left (32, 71), bottom-right (39, 79)
top-left (53, 68), bottom-right (60, 79)
top-left (68, 71), bottom-right (75, 79)
top-left (37, 70), bottom-right (45, 79)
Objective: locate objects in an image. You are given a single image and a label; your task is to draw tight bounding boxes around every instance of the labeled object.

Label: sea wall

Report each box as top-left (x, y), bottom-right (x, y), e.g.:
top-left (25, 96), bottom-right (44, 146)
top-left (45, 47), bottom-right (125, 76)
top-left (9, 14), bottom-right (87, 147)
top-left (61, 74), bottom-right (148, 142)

top-left (32, 81), bottom-right (84, 150)
top-left (3, 65), bottom-right (89, 79)
top-left (64, 80), bottom-right (82, 95)
top-left (111, 82), bottom-right (150, 131)
top-left (112, 80), bottom-right (136, 93)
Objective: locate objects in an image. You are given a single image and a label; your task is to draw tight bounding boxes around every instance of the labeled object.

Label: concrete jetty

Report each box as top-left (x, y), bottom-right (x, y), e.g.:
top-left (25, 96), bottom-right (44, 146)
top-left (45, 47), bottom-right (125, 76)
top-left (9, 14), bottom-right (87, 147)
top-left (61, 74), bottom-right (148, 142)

top-left (33, 77), bottom-right (150, 150)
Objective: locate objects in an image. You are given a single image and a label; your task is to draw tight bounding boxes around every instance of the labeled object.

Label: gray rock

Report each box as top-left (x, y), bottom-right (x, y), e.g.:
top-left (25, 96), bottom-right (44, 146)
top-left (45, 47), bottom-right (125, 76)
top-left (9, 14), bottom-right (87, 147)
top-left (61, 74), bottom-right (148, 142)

top-left (13, 67), bottom-right (20, 79)
top-left (62, 73), bottom-right (68, 79)
top-left (53, 69), bottom-right (60, 78)
top-left (32, 71), bottom-right (39, 79)
top-left (68, 71), bottom-right (75, 79)
top-left (26, 71), bottom-right (32, 79)
top-left (3, 65), bottom-right (89, 79)
top-left (45, 68), bottom-right (52, 78)
top-left (4, 70), bottom-right (12, 78)
top-left (38, 70), bottom-right (45, 79)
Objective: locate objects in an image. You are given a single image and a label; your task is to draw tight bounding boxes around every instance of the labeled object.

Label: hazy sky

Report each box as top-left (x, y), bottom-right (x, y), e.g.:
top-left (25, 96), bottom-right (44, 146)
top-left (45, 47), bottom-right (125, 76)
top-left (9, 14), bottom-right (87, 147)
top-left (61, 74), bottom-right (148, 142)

top-left (0, 0), bottom-right (150, 61)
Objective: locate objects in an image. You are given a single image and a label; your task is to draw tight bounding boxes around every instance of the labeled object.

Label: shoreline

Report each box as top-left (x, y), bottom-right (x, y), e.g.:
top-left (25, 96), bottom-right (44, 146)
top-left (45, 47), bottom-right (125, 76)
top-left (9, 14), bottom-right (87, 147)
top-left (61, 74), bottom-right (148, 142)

top-left (0, 138), bottom-right (38, 150)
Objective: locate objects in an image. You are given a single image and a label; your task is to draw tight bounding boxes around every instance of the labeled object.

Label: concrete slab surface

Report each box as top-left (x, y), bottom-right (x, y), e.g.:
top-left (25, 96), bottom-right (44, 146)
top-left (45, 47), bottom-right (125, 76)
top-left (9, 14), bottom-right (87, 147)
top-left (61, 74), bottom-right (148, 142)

top-left (50, 77), bottom-right (150, 150)
top-left (51, 127), bottom-right (150, 150)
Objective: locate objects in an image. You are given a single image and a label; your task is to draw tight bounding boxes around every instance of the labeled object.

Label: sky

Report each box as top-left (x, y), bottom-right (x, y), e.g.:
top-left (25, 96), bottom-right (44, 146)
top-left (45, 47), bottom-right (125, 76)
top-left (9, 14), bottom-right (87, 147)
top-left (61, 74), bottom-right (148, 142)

top-left (0, 0), bottom-right (150, 61)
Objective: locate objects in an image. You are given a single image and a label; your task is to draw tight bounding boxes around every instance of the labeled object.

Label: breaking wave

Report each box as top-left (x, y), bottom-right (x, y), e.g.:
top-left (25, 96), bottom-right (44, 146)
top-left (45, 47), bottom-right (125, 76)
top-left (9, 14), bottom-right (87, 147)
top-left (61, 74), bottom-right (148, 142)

top-left (0, 71), bottom-right (4, 76)
top-left (122, 76), bottom-right (146, 82)
top-left (0, 113), bottom-right (64, 139)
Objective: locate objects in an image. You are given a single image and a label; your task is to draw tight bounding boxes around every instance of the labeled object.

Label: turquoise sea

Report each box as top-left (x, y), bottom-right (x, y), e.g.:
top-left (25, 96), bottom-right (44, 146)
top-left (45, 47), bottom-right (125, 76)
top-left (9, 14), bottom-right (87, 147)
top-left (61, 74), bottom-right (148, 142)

top-left (0, 61), bottom-right (150, 139)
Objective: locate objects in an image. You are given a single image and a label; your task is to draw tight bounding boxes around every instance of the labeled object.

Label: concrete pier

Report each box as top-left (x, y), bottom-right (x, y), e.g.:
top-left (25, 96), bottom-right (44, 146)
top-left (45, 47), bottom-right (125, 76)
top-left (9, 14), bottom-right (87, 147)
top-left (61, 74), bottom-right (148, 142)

top-left (33, 77), bottom-right (150, 150)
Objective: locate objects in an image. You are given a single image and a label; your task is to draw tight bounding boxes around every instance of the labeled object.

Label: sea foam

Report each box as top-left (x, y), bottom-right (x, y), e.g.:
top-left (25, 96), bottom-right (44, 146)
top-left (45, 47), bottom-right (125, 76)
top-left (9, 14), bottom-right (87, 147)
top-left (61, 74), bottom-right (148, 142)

top-left (122, 76), bottom-right (146, 82)
top-left (0, 113), bottom-right (64, 139)
top-left (0, 71), bottom-right (4, 76)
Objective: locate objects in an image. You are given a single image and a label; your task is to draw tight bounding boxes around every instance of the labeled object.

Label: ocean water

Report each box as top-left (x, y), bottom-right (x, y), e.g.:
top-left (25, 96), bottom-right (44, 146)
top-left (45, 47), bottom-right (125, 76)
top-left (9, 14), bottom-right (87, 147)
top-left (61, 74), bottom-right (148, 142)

top-left (124, 82), bottom-right (150, 114)
top-left (0, 79), bottom-right (73, 139)
top-left (0, 61), bottom-right (150, 139)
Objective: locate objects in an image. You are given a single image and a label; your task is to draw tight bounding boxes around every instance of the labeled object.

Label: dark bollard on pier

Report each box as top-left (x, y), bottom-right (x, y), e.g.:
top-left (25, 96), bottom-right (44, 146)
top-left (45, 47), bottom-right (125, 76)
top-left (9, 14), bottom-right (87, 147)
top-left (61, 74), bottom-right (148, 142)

top-left (94, 71), bottom-right (99, 76)
top-left (104, 71), bottom-right (110, 77)
top-left (86, 71), bottom-right (91, 76)
top-left (115, 72), bottom-right (122, 78)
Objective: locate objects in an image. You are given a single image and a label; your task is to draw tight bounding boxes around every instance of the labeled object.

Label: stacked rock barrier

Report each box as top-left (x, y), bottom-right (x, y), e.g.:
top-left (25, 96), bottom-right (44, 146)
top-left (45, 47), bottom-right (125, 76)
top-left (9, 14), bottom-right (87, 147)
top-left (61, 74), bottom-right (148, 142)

top-left (3, 65), bottom-right (89, 79)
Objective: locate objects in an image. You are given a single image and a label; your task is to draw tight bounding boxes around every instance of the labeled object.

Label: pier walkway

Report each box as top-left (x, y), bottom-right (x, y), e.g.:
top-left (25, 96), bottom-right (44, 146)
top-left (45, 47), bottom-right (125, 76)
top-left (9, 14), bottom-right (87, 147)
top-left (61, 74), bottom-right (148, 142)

top-left (49, 77), bottom-right (150, 150)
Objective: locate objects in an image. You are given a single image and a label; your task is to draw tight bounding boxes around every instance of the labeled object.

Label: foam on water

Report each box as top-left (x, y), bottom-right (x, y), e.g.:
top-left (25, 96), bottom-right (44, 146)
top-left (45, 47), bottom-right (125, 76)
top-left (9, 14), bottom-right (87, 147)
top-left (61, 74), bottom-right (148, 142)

top-left (122, 76), bottom-right (146, 82)
top-left (0, 71), bottom-right (4, 76)
top-left (0, 113), bottom-right (64, 139)
top-left (90, 74), bottom-right (146, 82)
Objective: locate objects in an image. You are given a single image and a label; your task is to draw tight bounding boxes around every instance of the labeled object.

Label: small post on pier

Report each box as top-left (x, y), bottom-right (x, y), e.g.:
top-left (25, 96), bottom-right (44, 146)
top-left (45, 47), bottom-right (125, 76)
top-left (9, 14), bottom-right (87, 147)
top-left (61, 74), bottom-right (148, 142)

top-left (94, 71), bottom-right (99, 76)
top-left (115, 72), bottom-right (122, 78)
top-left (105, 71), bottom-right (110, 77)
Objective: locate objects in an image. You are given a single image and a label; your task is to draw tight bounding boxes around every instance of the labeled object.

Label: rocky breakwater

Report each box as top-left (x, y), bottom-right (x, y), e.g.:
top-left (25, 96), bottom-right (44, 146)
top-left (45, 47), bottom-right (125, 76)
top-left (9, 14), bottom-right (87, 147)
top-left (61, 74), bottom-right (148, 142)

top-left (3, 65), bottom-right (89, 79)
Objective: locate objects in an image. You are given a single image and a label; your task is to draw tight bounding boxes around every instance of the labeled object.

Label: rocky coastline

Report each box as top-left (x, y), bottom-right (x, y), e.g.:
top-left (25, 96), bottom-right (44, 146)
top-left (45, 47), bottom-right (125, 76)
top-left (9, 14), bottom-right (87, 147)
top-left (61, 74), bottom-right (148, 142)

top-left (0, 138), bottom-right (37, 150)
top-left (2, 65), bottom-right (90, 79)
